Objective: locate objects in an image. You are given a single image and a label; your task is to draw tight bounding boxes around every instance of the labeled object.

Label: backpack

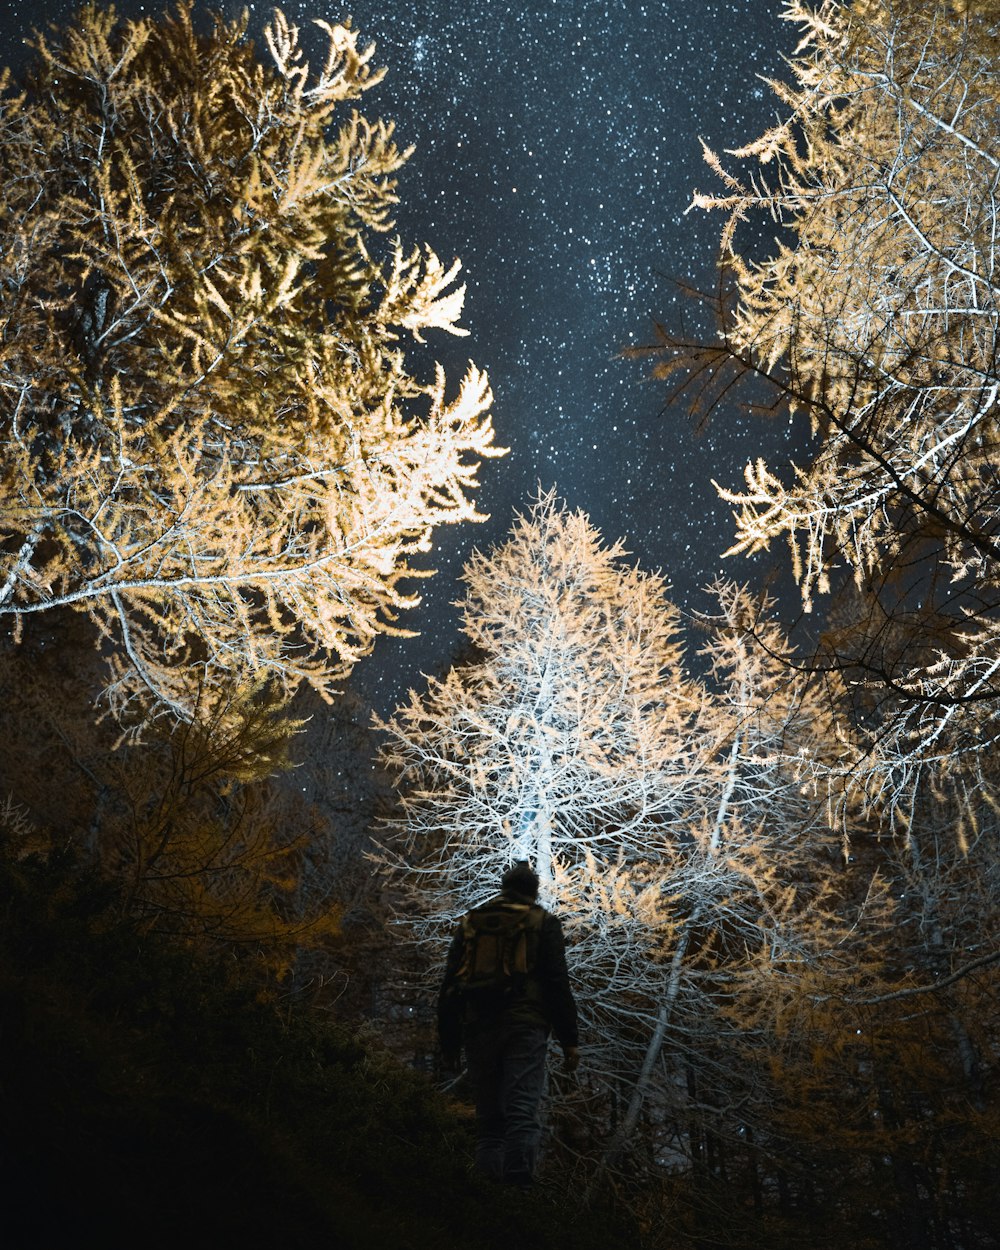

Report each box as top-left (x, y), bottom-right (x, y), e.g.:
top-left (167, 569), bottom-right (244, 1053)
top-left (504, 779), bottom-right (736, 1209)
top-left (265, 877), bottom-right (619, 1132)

top-left (455, 900), bottom-right (544, 994)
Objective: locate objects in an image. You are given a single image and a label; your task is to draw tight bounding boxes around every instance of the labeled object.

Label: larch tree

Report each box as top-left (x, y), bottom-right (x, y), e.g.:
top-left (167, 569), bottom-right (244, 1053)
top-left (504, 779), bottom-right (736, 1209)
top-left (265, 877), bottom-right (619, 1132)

top-left (376, 494), bottom-right (847, 1175)
top-left (646, 0), bottom-right (1000, 818)
top-left (638, 5), bottom-right (1000, 1211)
top-left (0, 613), bottom-right (339, 967)
top-left (375, 490), bottom-right (709, 1073)
top-left (0, 3), bottom-right (501, 722)
top-left (604, 580), bottom-right (849, 1174)
top-left (727, 770), bottom-right (1000, 1242)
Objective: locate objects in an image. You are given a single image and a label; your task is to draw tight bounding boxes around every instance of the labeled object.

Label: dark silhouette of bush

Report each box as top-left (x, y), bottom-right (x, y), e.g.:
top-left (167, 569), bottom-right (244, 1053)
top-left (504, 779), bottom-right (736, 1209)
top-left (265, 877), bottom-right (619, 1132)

top-left (0, 824), bottom-right (632, 1250)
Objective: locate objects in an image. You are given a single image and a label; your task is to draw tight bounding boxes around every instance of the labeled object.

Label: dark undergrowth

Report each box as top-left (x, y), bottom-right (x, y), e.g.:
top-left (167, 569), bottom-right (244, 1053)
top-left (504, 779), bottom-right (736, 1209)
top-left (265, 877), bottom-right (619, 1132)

top-left (0, 836), bottom-right (630, 1250)
top-left (6, 831), bottom-right (994, 1250)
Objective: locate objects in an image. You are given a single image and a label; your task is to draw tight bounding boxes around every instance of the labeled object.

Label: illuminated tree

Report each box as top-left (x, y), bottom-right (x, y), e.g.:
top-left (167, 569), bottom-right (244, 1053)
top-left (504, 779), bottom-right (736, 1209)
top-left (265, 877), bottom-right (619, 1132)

top-left (376, 493), bottom-right (707, 1083)
top-left (649, 0), bottom-right (1000, 818)
top-left (604, 580), bottom-right (848, 1168)
top-left (0, 3), bottom-right (501, 721)
top-left (639, 11), bottom-right (1000, 1215)
top-left (376, 495), bottom-right (845, 1170)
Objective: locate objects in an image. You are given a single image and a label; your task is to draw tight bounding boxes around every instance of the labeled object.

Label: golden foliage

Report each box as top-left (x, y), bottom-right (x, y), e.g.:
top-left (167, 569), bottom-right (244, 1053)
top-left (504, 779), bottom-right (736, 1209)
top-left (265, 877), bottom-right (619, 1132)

top-left (679, 0), bottom-right (1000, 814)
top-left (0, 621), bottom-right (341, 971)
top-left (376, 494), bottom-right (849, 1145)
top-left (693, 0), bottom-right (1000, 600)
top-left (0, 3), bottom-right (502, 722)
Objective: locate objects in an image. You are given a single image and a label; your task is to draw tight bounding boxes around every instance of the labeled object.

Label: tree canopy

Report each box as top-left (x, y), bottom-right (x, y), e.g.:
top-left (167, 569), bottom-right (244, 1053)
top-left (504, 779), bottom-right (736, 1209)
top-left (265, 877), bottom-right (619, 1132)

top-left (0, 3), bottom-right (501, 721)
top-left (650, 0), bottom-right (1000, 818)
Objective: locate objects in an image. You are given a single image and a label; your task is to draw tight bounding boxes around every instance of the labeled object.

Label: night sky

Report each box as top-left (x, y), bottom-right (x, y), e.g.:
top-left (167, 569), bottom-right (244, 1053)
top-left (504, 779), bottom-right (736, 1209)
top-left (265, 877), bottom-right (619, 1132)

top-left (1, 0), bottom-right (802, 713)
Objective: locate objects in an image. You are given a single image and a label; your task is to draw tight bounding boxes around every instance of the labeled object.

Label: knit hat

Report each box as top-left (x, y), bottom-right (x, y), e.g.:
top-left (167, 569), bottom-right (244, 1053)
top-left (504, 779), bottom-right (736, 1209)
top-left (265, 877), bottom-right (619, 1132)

top-left (501, 859), bottom-right (539, 899)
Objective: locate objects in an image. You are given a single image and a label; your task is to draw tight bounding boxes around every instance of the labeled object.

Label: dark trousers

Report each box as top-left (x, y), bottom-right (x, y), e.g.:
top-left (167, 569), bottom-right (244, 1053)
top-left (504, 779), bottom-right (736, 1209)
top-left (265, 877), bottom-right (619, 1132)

top-left (464, 1022), bottom-right (548, 1185)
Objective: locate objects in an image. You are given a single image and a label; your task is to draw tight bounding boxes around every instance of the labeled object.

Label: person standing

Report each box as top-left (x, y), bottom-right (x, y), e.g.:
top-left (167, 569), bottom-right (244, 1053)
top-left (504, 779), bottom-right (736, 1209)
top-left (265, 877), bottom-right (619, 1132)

top-left (438, 861), bottom-right (580, 1187)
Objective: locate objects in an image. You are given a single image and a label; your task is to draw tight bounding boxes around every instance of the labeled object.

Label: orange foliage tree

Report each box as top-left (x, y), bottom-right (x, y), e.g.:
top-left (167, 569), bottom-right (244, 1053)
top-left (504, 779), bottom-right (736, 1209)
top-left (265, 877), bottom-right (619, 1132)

top-left (636, 3), bottom-right (1000, 1229)
top-left (0, 616), bottom-right (340, 969)
top-left (649, 0), bottom-right (1000, 821)
top-left (0, 3), bottom-right (501, 722)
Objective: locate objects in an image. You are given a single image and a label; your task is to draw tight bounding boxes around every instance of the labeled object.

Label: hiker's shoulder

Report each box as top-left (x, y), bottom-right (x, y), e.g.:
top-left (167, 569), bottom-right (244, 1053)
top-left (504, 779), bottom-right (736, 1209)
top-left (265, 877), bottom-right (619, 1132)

top-left (469, 893), bottom-right (507, 916)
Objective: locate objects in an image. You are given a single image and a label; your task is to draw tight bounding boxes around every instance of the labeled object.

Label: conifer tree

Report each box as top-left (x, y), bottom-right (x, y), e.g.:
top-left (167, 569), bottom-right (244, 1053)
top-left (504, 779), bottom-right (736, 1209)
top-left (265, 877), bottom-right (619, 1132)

top-left (376, 495), bottom-right (845, 1172)
top-left (649, 0), bottom-right (1000, 816)
top-left (608, 579), bottom-right (847, 1170)
top-left (0, 616), bottom-right (342, 968)
top-left (0, 3), bottom-right (501, 721)
top-left (377, 494), bottom-right (706, 1094)
top-left (640, 7), bottom-right (1000, 1214)
top-left (728, 782), bottom-right (1000, 1244)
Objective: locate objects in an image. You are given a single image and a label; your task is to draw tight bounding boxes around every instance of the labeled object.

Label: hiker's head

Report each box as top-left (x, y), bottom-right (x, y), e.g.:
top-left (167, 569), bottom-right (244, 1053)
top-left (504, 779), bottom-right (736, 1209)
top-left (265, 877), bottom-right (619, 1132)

top-left (501, 860), bottom-right (539, 900)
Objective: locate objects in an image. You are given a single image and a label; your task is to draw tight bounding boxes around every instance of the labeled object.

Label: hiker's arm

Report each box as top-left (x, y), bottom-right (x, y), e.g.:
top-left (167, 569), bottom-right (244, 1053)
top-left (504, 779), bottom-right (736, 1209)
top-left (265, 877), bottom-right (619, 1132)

top-left (537, 915), bottom-right (579, 1052)
top-left (437, 927), bottom-right (465, 1062)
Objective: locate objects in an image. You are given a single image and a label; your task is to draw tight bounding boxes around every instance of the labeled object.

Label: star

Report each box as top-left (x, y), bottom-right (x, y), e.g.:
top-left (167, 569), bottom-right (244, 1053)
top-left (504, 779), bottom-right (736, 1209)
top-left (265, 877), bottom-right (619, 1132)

top-left (0, 0), bottom-right (800, 712)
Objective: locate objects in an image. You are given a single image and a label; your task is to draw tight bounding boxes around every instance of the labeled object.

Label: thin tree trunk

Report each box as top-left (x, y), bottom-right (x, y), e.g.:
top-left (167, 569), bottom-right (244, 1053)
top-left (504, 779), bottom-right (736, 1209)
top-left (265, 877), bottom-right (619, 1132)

top-left (600, 723), bottom-right (744, 1167)
top-left (613, 920), bottom-right (694, 1152)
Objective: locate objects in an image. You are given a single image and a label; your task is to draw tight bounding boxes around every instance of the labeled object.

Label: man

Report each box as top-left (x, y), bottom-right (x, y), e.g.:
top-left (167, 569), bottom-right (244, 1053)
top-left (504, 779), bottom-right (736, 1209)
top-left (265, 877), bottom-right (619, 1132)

top-left (438, 860), bottom-right (580, 1187)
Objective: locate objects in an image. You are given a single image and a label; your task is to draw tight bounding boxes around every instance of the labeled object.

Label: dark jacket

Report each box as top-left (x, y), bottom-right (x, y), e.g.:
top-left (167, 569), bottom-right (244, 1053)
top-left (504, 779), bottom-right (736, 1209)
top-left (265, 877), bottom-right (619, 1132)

top-left (437, 889), bottom-right (579, 1057)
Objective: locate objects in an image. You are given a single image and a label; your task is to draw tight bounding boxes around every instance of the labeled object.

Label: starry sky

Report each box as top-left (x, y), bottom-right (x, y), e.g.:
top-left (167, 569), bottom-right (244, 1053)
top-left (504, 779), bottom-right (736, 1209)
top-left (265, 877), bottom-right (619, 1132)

top-left (2, 0), bottom-right (803, 713)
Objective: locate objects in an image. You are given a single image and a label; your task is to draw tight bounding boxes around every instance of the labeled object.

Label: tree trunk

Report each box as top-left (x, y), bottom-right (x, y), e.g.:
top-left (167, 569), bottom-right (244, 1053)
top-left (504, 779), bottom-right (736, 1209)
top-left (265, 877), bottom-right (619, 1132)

top-left (600, 722), bottom-right (744, 1166)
